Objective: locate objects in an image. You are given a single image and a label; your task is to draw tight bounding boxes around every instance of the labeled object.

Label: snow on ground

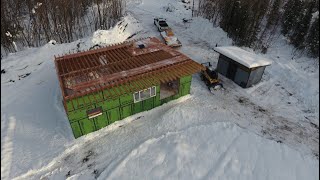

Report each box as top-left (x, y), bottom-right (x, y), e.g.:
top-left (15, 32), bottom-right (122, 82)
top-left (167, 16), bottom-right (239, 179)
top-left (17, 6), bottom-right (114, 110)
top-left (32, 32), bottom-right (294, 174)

top-left (1, 0), bottom-right (319, 179)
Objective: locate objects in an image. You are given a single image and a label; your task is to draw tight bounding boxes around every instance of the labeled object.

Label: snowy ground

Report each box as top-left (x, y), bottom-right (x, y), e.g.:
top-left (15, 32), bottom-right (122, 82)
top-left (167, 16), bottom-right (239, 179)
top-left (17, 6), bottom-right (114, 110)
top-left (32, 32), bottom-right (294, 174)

top-left (1, 0), bottom-right (319, 179)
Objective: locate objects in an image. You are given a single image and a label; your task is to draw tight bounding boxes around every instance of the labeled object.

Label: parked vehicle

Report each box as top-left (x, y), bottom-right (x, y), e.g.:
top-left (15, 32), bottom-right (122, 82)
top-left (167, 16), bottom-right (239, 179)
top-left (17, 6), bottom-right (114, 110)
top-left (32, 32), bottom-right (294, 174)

top-left (154, 18), bottom-right (170, 32)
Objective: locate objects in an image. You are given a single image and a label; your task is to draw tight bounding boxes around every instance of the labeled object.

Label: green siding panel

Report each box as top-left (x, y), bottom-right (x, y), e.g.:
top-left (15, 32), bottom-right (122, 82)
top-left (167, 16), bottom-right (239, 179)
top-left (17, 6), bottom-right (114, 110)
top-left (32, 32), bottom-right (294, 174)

top-left (67, 105), bottom-right (95, 121)
top-left (82, 96), bottom-right (90, 106)
top-left (67, 110), bottom-right (85, 121)
top-left (93, 113), bottom-right (108, 130)
top-left (95, 92), bottom-right (104, 102)
top-left (120, 93), bottom-right (133, 106)
top-left (87, 92), bottom-right (103, 104)
top-left (107, 108), bottom-right (120, 123)
top-left (66, 100), bottom-right (74, 112)
top-left (156, 85), bottom-right (160, 93)
top-left (67, 79), bottom-right (195, 138)
top-left (180, 75), bottom-right (192, 84)
top-left (181, 82), bottom-right (191, 96)
top-left (185, 82), bottom-right (191, 94)
top-left (172, 91), bottom-right (181, 100)
top-left (103, 88), bottom-right (118, 100)
top-left (161, 96), bottom-right (172, 105)
top-left (70, 121), bottom-right (82, 138)
top-left (132, 101), bottom-right (143, 114)
top-left (79, 118), bottom-right (96, 135)
top-left (121, 105), bottom-right (132, 119)
top-left (98, 98), bottom-right (120, 111)
top-left (76, 97), bottom-right (85, 109)
top-left (154, 94), bottom-right (161, 107)
top-left (143, 98), bottom-right (154, 111)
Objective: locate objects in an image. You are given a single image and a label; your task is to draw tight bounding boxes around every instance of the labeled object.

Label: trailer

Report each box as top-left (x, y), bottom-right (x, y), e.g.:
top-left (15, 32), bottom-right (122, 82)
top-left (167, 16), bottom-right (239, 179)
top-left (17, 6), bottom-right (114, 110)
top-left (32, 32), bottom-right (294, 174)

top-left (160, 28), bottom-right (182, 47)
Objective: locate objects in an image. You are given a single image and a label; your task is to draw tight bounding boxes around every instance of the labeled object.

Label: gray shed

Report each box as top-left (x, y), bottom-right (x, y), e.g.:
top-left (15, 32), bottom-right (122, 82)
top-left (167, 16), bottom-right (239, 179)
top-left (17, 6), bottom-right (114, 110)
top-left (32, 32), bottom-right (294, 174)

top-left (214, 46), bottom-right (272, 88)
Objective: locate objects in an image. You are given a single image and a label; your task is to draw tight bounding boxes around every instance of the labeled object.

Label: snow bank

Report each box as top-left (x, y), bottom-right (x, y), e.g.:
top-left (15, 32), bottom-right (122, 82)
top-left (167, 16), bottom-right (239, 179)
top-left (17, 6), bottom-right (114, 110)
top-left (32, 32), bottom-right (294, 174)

top-left (92, 14), bottom-right (143, 45)
top-left (106, 122), bottom-right (318, 180)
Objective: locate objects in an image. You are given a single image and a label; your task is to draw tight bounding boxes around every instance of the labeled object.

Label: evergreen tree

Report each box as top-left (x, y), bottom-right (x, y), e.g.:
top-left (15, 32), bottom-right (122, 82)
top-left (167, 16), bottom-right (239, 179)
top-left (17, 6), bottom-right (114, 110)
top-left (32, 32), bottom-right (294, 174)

top-left (282, 0), bottom-right (303, 35)
top-left (220, 0), bottom-right (268, 47)
top-left (305, 17), bottom-right (319, 57)
top-left (290, 1), bottom-right (314, 48)
top-left (198, 0), bottom-right (319, 57)
top-left (266, 0), bottom-right (282, 30)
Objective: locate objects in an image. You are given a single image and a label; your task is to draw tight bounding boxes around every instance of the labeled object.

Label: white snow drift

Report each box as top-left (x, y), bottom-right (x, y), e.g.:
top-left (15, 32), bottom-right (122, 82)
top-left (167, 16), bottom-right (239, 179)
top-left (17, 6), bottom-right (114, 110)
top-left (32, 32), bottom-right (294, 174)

top-left (1, 0), bottom-right (319, 179)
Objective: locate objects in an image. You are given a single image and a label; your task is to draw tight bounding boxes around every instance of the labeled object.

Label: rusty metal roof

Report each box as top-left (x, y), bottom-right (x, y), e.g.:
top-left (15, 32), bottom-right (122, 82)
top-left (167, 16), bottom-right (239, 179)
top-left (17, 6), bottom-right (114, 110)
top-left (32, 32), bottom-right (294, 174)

top-left (54, 37), bottom-right (205, 102)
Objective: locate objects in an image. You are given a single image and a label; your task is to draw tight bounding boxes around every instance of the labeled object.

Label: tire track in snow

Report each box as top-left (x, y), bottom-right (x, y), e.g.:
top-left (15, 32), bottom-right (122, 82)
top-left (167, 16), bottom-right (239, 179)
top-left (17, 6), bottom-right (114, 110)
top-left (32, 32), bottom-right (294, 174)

top-left (191, 76), bottom-right (319, 158)
top-left (202, 131), bottom-right (243, 179)
top-left (100, 122), bottom-right (231, 179)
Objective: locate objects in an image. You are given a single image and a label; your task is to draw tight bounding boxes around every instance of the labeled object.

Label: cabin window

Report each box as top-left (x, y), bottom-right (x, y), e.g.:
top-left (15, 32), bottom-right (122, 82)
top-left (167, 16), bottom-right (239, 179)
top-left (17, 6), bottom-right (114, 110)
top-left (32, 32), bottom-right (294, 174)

top-left (160, 79), bottom-right (179, 100)
top-left (87, 107), bottom-right (103, 119)
top-left (133, 86), bottom-right (157, 103)
top-left (134, 92), bottom-right (140, 102)
top-left (151, 86), bottom-right (156, 96)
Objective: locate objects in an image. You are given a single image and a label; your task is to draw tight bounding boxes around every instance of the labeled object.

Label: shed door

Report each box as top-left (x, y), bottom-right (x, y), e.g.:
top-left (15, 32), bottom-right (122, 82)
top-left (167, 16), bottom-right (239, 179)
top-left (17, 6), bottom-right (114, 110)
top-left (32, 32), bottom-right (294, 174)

top-left (217, 58), bottom-right (229, 76)
top-left (234, 68), bottom-right (249, 88)
top-left (227, 63), bottom-right (237, 80)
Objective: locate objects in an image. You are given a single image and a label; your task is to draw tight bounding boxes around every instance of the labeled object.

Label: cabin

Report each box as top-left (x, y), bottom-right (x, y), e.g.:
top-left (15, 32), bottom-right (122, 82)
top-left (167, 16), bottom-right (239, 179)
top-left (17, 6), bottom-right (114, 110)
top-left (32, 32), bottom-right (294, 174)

top-left (214, 46), bottom-right (272, 88)
top-left (54, 37), bottom-right (204, 138)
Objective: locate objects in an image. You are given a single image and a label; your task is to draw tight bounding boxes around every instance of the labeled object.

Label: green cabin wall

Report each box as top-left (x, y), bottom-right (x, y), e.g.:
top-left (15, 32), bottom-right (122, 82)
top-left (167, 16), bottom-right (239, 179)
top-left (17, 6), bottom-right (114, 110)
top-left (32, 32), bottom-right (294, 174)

top-left (66, 75), bottom-right (193, 138)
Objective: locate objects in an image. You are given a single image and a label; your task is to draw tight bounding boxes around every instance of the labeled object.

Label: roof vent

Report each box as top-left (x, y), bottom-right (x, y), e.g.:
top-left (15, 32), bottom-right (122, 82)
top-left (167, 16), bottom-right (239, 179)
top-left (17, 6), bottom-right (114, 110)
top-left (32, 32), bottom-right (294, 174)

top-left (138, 44), bottom-right (145, 49)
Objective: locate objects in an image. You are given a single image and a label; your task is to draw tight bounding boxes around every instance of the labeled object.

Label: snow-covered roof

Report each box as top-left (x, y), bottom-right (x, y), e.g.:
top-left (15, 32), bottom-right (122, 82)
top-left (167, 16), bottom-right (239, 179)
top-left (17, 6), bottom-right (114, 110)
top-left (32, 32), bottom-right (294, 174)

top-left (214, 46), bottom-right (272, 68)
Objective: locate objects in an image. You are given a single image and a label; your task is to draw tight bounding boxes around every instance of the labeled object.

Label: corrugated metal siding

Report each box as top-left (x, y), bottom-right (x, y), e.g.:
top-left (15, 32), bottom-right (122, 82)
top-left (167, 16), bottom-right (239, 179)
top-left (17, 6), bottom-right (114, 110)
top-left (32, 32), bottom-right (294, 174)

top-left (247, 66), bottom-right (266, 87)
top-left (234, 68), bottom-right (250, 88)
top-left (68, 75), bottom-right (192, 138)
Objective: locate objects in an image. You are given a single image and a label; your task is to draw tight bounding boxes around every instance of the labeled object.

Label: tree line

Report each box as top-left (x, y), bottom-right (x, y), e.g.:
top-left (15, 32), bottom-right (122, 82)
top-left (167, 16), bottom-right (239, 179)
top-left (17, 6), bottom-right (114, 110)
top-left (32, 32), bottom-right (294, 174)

top-left (1, 0), bottom-right (123, 54)
top-left (197, 0), bottom-right (319, 57)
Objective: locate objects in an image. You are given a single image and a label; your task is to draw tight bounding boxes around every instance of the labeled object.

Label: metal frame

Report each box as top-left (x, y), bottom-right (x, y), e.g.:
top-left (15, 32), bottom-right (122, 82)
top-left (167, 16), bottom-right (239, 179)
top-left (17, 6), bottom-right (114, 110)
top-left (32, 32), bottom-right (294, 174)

top-left (54, 37), bottom-right (205, 109)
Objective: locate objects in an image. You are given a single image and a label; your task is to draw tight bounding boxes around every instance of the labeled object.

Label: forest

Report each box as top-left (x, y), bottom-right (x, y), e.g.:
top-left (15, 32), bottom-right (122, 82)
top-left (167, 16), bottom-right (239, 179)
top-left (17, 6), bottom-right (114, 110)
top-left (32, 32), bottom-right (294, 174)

top-left (197, 0), bottom-right (319, 57)
top-left (1, 0), bottom-right (123, 54)
top-left (1, 0), bottom-right (319, 57)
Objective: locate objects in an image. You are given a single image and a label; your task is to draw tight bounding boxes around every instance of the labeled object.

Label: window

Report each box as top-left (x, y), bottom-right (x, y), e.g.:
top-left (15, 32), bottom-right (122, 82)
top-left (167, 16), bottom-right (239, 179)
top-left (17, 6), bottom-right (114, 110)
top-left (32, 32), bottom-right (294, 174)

top-left (140, 89), bottom-right (149, 99)
top-left (134, 92), bottom-right (139, 101)
top-left (151, 86), bottom-right (156, 96)
top-left (133, 86), bottom-right (156, 103)
top-left (87, 107), bottom-right (103, 119)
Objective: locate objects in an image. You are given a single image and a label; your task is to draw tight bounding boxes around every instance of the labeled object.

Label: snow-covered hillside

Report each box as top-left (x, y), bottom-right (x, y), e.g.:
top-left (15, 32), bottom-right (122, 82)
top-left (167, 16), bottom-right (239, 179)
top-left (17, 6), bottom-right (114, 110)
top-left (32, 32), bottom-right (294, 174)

top-left (1, 0), bottom-right (319, 179)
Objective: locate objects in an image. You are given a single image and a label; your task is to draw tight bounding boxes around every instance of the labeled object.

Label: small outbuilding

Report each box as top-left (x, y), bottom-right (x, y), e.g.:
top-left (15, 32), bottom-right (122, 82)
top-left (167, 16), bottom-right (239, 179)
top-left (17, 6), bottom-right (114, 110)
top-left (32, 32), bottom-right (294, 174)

top-left (214, 46), bottom-right (272, 88)
top-left (54, 37), bottom-right (204, 138)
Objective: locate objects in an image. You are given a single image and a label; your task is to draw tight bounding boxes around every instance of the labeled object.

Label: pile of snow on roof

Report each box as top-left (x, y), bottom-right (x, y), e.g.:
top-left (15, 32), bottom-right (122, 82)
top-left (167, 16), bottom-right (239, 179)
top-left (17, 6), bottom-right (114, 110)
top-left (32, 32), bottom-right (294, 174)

top-left (214, 46), bottom-right (272, 68)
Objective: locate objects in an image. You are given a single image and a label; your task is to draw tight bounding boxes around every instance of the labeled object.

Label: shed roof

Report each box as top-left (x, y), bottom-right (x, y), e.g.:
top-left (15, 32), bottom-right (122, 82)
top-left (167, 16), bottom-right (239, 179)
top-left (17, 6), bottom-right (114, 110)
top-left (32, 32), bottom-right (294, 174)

top-left (214, 46), bottom-right (272, 68)
top-left (54, 37), bottom-right (205, 101)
